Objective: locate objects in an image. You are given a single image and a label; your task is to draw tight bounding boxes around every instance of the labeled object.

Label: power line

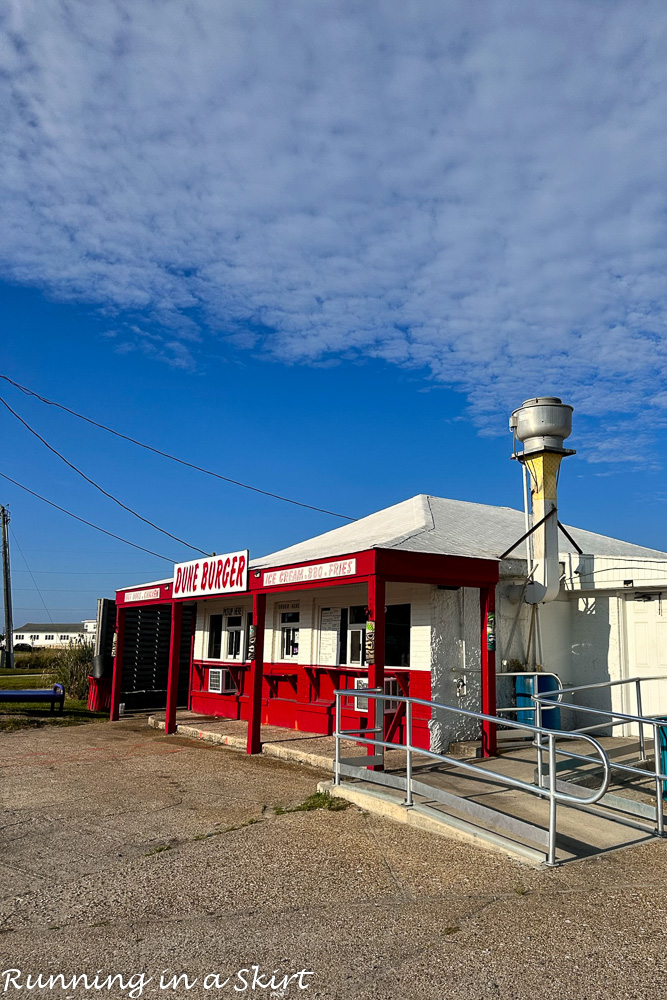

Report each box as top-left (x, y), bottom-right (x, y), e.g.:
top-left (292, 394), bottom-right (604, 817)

top-left (10, 527), bottom-right (54, 623)
top-left (11, 570), bottom-right (159, 575)
top-left (13, 588), bottom-right (114, 593)
top-left (0, 374), bottom-right (354, 520)
top-left (14, 608), bottom-right (97, 611)
top-left (0, 472), bottom-right (173, 563)
top-left (0, 395), bottom-right (208, 555)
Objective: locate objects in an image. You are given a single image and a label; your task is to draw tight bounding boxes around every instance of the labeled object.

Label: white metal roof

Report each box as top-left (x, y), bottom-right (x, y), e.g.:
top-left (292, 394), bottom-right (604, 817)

top-left (118, 495), bottom-right (667, 592)
top-left (250, 494), bottom-right (667, 568)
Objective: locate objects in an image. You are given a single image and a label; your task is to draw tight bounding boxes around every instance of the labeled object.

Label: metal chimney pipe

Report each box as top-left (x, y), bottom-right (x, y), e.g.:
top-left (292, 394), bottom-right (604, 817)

top-left (509, 397), bottom-right (575, 604)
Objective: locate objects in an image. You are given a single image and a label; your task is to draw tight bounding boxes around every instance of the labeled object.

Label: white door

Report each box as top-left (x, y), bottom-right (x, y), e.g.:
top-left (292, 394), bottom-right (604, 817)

top-left (624, 594), bottom-right (667, 737)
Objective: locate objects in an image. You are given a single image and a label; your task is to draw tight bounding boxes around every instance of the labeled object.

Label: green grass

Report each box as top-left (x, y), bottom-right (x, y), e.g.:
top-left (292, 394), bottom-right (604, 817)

top-left (0, 663), bottom-right (106, 732)
top-left (0, 672), bottom-right (50, 690)
top-left (274, 792), bottom-right (349, 815)
top-left (0, 665), bottom-right (47, 676)
top-left (193, 818), bottom-right (260, 841)
top-left (143, 843), bottom-right (173, 857)
top-left (13, 649), bottom-right (59, 671)
top-left (0, 698), bottom-right (106, 732)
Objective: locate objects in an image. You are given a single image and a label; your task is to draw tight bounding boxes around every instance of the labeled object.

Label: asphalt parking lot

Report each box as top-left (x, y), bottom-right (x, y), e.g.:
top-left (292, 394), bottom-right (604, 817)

top-left (1, 717), bottom-right (667, 999)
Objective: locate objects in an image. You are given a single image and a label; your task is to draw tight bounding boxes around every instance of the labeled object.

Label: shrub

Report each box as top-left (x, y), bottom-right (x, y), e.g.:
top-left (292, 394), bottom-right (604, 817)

top-left (14, 648), bottom-right (58, 672)
top-left (48, 641), bottom-right (94, 700)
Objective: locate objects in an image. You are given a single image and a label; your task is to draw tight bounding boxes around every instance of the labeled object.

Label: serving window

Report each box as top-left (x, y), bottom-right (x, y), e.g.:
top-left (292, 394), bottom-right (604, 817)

top-left (385, 604), bottom-right (411, 667)
top-left (279, 611), bottom-right (300, 659)
top-left (338, 603), bottom-right (411, 666)
top-left (207, 607), bottom-right (248, 662)
top-left (347, 605), bottom-right (367, 665)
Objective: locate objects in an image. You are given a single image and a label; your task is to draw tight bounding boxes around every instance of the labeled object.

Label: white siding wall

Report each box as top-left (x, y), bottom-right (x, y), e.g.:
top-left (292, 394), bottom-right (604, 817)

top-left (505, 592), bottom-right (633, 733)
top-left (564, 554), bottom-right (667, 591)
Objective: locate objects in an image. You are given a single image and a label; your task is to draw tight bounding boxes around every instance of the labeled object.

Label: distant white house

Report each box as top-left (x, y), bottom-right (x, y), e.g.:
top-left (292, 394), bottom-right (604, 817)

top-left (12, 620), bottom-right (97, 649)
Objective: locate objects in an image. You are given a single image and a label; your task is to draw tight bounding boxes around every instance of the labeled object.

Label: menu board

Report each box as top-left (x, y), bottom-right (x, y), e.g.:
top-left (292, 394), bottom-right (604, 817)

top-left (319, 607), bottom-right (341, 665)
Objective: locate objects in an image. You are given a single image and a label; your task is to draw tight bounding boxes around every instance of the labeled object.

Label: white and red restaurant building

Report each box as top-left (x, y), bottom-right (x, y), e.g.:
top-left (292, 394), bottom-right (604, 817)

top-left (98, 494), bottom-right (667, 756)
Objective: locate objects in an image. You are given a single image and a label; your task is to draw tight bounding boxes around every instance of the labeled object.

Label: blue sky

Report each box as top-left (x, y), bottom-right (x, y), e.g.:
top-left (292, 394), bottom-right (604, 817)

top-left (2, 1), bottom-right (667, 624)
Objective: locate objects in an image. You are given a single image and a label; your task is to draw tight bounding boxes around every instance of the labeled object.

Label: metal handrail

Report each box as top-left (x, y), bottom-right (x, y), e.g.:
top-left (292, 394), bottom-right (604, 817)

top-left (548, 674), bottom-right (667, 696)
top-left (536, 674), bottom-right (667, 758)
top-left (333, 688), bottom-right (611, 866)
top-left (532, 675), bottom-right (667, 836)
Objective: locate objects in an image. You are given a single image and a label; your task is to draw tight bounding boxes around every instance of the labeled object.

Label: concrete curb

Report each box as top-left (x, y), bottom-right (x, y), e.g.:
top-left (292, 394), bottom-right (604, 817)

top-left (149, 715), bottom-right (246, 749)
top-left (148, 715), bottom-right (333, 771)
top-left (318, 779), bottom-right (546, 866)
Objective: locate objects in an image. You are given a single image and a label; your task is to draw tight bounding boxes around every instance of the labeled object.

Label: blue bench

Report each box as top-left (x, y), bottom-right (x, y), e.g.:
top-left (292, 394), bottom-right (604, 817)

top-left (0, 683), bottom-right (65, 713)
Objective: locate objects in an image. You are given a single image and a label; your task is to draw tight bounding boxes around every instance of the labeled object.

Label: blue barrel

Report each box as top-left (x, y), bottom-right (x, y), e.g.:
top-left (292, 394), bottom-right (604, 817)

top-left (656, 717), bottom-right (667, 800)
top-left (516, 674), bottom-right (561, 730)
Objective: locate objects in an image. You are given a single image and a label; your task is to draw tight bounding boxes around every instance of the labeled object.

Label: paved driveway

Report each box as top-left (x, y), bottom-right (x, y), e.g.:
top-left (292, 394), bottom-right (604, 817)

top-left (1, 718), bottom-right (666, 999)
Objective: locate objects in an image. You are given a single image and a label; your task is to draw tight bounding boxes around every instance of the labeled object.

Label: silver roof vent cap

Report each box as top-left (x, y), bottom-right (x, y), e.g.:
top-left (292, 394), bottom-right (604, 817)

top-left (509, 396), bottom-right (574, 455)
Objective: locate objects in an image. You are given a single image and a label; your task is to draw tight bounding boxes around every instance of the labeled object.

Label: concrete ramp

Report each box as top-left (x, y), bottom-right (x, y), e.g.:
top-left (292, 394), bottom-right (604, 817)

top-left (327, 740), bottom-right (661, 866)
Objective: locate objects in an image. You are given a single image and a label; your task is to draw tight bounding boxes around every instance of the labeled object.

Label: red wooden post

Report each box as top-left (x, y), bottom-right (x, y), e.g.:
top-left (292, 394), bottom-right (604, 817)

top-left (246, 592), bottom-right (266, 754)
top-left (480, 585), bottom-right (497, 757)
top-left (188, 607), bottom-right (196, 711)
top-left (367, 576), bottom-right (385, 763)
top-left (110, 607), bottom-right (126, 722)
top-left (165, 601), bottom-right (183, 735)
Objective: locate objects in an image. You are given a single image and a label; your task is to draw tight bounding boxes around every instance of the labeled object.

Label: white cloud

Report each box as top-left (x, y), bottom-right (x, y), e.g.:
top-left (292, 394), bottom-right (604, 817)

top-left (2, 0), bottom-right (667, 453)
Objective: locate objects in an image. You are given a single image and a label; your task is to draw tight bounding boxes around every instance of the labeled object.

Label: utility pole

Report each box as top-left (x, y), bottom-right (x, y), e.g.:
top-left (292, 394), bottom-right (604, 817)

top-left (1, 506), bottom-right (15, 670)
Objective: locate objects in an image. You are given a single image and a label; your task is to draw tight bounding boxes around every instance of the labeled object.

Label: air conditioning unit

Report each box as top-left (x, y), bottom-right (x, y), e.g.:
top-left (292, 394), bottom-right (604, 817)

top-left (208, 668), bottom-right (223, 694)
top-left (208, 667), bottom-right (236, 694)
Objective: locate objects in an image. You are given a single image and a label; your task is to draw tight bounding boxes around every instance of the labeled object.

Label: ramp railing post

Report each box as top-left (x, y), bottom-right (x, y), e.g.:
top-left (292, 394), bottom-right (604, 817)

top-left (334, 691), bottom-right (341, 787)
top-left (636, 679), bottom-right (646, 760)
top-left (547, 731), bottom-right (557, 866)
top-left (653, 723), bottom-right (665, 837)
top-left (376, 690), bottom-right (385, 770)
top-left (535, 698), bottom-right (544, 789)
top-left (404, 700), bottom-right (413, 808)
